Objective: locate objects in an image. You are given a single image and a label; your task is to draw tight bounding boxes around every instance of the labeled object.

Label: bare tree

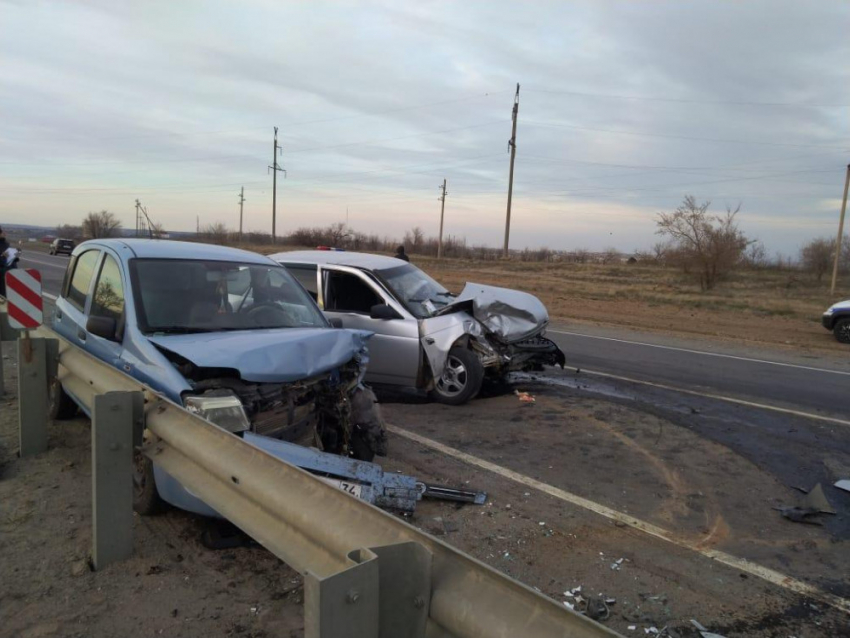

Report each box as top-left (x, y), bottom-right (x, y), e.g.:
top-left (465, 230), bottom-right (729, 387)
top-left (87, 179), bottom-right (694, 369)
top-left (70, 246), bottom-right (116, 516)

top-left (800, 235), bottom-right (849, 282)
top-left (743, 240), bottom-right (768, 269)
top-left (600, 247), bottom-right (621, 265)
top-left (326, 222), bottom-right (352, 247)
top-left (655, 196), bottom-right (752, 290)
top-left (55, 224), bottom-right (82, 239)
top-left (202, 222), bottom-right (230, 245)
top-left (82, 211), bottom-right (122, 239)
top-left (403, 226), bottom-right (425, 253)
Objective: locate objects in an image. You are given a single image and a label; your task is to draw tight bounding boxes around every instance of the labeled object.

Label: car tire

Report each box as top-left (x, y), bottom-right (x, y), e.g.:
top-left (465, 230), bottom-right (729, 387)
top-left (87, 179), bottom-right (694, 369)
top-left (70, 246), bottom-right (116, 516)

top-left (834, 317), bottom-right (850, 344)
top-left (134, 454), bottom-right (165, 515)
top-left (431, 347), bottom-right (484, 406)
top-left (48, 378), bottom-right (78, 420)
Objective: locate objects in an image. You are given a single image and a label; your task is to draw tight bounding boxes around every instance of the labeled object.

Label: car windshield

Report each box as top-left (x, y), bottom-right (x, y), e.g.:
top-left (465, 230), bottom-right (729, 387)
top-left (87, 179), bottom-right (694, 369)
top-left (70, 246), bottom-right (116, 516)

top-left (376, 263), bottom-right (453, 318)
top-left (130, 258), bottom-right (328, 333)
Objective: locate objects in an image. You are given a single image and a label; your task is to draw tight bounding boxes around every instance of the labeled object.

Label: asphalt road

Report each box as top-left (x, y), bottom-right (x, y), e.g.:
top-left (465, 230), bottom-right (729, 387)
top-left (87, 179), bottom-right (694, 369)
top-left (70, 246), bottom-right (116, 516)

top-left (545, 326), bottom-right (850, 421)
top-left (18, 249), bottom-right (849, 422)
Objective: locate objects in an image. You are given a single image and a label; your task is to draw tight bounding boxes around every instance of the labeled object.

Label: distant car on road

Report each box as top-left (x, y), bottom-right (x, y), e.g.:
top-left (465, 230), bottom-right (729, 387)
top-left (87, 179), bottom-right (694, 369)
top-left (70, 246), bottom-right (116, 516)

top-left (49, 238), bottom-right (75, 255)
top-left (51, 239), bottom-right (385, 517)
top-left (272, 250), bottom-right (565, 405)
top-left (822, 299), bottom-right (850, 343)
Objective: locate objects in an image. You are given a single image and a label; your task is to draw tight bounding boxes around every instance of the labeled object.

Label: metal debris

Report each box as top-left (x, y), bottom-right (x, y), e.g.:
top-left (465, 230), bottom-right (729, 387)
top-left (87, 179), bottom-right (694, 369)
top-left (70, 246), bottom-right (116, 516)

top-left (804, 483), bottom-right (836, 515)
top-left (773, 505), bottom-right (824, 525)
top-left (690, 619), bottom-right (727, 638)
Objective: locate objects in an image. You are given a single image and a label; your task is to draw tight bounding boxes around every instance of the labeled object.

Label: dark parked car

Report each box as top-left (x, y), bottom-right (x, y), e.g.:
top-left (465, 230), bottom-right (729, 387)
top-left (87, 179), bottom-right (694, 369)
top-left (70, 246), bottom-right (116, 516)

top-left (49, 238), bottom-right (75, 255)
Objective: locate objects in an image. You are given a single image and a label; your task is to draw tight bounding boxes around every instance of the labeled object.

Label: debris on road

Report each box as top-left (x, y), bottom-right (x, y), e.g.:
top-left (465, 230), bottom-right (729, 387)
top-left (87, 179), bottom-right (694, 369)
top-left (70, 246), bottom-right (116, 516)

top-left (803, 483), bottom-right (836, 515)
top-left (773, 505), bottom-right (824, 525)
top-left (690, 619), bottom-right (727, 638)
top-left (515, 389), bottom-right (535, 403)
top-left (835, 479), bottom-right (850, 494)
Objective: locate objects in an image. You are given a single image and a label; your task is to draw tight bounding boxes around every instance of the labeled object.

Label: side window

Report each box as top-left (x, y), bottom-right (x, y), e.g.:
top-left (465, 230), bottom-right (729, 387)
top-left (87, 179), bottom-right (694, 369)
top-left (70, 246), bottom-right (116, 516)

top-left (66, 250), bottom-right (100, 310)
top-left (324, 270), bottom-right (381, 314)
top-left (90, 255), bottom-right (125, 323)
top-left (285, 264), bottom-right (318, 300)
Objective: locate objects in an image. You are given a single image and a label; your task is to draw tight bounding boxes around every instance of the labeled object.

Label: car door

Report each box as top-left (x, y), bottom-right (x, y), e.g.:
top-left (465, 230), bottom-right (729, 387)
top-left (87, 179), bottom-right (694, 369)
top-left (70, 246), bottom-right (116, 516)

top-left (319, 265), bottom-right (420, 386)
top-left (84, 250), bottom-right (128, 369)
top-left (54, 248), bottom-right (101, 349)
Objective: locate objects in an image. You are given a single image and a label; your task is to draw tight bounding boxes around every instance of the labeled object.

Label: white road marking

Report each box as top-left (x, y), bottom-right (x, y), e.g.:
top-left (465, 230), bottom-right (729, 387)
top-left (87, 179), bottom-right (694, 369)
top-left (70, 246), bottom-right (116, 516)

top-left (549, 329), bottom-right (850, 376)
top-left (570, 367), bottom-right (850, 429)
top-left (388, 424), bottom-right (850, 615)
top-left (20, 255), bottom-right (68, 270)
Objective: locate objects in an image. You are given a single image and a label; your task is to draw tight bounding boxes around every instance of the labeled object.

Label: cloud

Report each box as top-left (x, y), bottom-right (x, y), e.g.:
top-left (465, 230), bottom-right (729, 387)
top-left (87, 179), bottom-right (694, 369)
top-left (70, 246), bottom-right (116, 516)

top-left (1, 0), bottom-right (848, 256)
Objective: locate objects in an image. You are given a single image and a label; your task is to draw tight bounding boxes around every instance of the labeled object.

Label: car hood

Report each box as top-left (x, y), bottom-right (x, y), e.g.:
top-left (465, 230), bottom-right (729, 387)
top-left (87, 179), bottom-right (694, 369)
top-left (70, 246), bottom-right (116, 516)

top-left (148, 328), bottom-right (371, 383)
top-left (827, 299), bottom-right (850, 312)
top-left (435, 282), bottom-right (549, 343)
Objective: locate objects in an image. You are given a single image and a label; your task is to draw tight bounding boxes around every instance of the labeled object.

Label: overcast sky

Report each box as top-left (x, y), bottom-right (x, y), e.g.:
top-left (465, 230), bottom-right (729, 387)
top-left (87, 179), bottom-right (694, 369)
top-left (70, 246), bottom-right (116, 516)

top-left (2, 0), bottom-right (849, 254)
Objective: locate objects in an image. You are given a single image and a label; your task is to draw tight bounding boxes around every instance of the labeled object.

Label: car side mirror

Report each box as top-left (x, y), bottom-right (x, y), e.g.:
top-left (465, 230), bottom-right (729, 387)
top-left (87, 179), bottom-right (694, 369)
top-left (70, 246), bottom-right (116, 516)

top-left (370, 303), bottom-right (401, 320)
top-left (87, 315), bottom-right (118, 341)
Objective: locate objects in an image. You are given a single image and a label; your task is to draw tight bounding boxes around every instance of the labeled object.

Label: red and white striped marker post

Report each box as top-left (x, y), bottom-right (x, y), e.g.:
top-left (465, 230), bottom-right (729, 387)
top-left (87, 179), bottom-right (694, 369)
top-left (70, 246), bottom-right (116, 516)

top-left (5, 270), bottom-right (43, 363)
top-left (5, 269), bottom-right (43, 330)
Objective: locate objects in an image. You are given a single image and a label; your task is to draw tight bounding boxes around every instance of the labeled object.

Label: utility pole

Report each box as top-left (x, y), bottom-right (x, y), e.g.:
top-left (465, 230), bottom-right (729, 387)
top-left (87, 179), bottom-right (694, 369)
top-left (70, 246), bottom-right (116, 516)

top-left (503, 83), bottom-right (520, 259)
top-left (238, 187), bottom-right (245, 243)
top-left (135, 199), bottom-right (141, 237)
top-left (196, 215), bottom-right (200, 234)
top-left (268, 127), bottom-right (285, 244)
top-left (830, 164), bottom-right (850, 295)
top-left (437, 178), bottom-right (448, 259)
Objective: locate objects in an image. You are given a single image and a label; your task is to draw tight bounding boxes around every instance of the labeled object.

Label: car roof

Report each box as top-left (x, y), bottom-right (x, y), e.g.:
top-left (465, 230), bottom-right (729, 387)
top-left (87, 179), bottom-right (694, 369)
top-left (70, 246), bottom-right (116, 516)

top-left (73, 238), bottom-right (276, 265)
top-left (270, 250), bottom-right (408, 270)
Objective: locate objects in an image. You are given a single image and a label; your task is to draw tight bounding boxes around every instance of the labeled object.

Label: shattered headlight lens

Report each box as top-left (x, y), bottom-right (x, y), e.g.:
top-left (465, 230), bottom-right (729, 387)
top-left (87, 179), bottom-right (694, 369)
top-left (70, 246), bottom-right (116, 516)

top-left (184, 394), bottom-right (251, 434)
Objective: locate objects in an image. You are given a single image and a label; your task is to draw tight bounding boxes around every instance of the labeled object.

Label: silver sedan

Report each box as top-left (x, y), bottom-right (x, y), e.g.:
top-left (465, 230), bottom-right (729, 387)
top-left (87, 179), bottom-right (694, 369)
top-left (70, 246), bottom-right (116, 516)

top-left (273, 250), bottom-right (565, 405)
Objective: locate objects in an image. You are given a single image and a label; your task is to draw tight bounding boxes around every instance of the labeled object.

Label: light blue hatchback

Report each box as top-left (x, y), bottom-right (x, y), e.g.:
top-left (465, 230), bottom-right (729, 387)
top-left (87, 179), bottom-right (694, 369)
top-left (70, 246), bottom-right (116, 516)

top-left (51, 239), bottom-right (384, 516)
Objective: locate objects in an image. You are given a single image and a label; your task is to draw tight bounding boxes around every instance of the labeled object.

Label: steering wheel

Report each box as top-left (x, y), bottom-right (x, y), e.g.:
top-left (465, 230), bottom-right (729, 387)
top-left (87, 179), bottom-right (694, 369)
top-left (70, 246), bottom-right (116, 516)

top-left (245, 303), bottom-right (293, 326)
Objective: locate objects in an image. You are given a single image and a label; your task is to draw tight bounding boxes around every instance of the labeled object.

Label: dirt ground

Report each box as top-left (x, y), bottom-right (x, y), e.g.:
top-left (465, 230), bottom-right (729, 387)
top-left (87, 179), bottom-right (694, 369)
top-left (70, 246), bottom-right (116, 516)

top-left (2, 348), bottom-right (849, 637)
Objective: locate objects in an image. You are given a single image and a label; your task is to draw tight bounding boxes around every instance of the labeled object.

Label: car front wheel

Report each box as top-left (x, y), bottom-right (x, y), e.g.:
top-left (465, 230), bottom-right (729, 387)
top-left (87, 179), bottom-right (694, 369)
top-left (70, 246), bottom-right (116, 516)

top-left (834, 317), bottom-right (850, 344)
top-left (134, 453), bottom-right (165, 515)
top-left (48, 378), bottom-right (78, 420)
top-left (431, 347), bottom-right (484, 405)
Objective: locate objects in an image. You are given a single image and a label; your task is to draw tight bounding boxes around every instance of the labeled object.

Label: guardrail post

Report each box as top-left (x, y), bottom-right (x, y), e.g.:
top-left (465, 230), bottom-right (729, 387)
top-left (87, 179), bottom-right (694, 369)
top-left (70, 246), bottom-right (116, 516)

top-left (92, 391), bottom-right (139, 570)
top-left (304, 542), bottom-right (431, 638)
top-left (18, 336), bottom-right (49, 457)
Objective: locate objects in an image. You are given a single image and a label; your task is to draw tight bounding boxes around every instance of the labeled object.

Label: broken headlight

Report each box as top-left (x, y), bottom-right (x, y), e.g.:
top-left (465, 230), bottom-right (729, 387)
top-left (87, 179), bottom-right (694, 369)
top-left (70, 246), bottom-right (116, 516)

top-left (184, 393), bottom-right (251, 434)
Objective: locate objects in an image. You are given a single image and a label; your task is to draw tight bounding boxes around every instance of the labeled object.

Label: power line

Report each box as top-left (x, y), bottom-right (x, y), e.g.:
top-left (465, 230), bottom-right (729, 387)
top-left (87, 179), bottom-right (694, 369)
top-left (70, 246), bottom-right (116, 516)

top-left (284, 119), bottom-right (509, 155)
top-left (524, 87), bottom-right (850, 108)
top-left (522, 120), bottom-right (850, 150)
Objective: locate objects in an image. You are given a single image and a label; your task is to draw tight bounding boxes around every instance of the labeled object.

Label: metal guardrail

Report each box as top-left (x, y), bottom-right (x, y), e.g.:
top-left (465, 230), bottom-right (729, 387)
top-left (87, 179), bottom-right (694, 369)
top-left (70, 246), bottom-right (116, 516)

top-left (2, 297), bottom-right (619, 638)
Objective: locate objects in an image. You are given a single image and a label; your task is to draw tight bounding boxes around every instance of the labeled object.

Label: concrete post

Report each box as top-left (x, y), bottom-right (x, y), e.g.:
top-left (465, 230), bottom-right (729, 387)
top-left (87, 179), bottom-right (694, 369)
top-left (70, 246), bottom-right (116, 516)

top-left (91, 391), bottom-right (139, 570)
top-left (18, 337), bottom-right (48, 457)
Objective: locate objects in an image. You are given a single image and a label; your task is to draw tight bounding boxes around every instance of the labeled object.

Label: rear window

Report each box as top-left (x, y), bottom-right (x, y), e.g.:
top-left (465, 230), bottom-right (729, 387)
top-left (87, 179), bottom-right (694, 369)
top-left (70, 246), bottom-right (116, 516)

top-left (66, 250), bottom-right (100, 310)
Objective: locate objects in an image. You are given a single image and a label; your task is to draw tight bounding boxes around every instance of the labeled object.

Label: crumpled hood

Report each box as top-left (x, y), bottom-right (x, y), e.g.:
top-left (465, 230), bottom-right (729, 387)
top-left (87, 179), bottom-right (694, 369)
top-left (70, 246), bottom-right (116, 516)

top-left (148, 328), bottom-right (371, 383)
top-left (437, 282), bottom-right (549, 343)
